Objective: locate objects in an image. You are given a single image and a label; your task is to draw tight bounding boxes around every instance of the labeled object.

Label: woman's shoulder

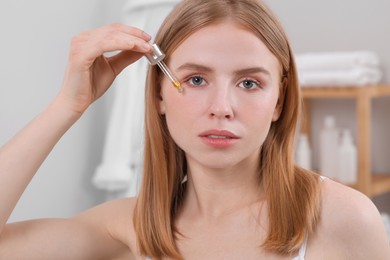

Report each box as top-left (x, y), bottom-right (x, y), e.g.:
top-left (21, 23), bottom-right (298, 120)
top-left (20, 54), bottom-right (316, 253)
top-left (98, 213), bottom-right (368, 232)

top-left (316, 178), bottom-right (390, 258)
top-left (76, 196), bottom-right (138, 223)
top-left (321, 177), bottom-right (378, 221)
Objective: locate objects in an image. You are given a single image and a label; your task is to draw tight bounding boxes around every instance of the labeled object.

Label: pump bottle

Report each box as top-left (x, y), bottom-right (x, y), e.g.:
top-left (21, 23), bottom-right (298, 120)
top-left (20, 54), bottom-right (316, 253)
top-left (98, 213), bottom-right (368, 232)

top-left (319, 116), bottom-right (339, 179)
top-left (338, 129), bottom-right (357, 184)
top-left (296, 133), bottom-right (312, 170)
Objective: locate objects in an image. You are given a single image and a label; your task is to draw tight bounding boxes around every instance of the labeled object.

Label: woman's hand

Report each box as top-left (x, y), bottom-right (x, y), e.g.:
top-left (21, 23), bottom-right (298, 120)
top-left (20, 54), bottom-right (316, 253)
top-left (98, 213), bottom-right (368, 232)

top-left (58, 23), bottom-right (151, 114)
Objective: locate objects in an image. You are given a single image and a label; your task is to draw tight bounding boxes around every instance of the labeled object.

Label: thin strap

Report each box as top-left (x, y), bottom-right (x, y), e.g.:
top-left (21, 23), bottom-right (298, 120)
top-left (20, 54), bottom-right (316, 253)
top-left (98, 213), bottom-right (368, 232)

top-left (292, 176), bottom-right (323, 260)
top-left (297, 234), bottom-right (308, 259)
top-left (181, 174), bottom-right (188, 184)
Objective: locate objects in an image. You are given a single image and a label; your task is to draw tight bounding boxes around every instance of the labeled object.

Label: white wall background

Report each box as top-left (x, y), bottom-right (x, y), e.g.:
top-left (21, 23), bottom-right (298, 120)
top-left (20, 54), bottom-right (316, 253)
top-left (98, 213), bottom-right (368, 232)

top-left (0, 0), bottom-right (388, 221)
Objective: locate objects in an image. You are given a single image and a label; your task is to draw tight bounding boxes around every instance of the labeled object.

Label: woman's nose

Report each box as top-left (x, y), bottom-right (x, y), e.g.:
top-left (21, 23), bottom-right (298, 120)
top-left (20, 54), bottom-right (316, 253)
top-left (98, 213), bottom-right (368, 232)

top-left (208, 86), bottom-right (234, 120)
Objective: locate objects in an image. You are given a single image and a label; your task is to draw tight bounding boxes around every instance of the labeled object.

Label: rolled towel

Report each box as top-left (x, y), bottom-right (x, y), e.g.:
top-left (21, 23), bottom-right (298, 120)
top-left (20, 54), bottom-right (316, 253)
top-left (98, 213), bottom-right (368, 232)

top-left (124, 0), bottom-right (179, 11)
top-left (296, 51), bottom-right (380, 71)
top-left (299, 67), bottom-right (382, 87)
top-left (92, 162), bottom-right (142, 192)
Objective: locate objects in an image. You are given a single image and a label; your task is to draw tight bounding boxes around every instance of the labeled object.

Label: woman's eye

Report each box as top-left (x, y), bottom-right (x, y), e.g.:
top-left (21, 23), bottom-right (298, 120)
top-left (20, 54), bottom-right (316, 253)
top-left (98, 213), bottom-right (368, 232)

top-left (238, 79), bottom-right (260, 90)
top-left (186, 76), bottom-right (206, 86)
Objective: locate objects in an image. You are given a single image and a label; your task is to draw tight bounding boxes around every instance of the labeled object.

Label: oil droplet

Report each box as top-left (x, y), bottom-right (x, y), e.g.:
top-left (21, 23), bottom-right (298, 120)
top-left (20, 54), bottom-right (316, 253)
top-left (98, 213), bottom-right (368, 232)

top-left (173, 80), bottom-right (184, 93)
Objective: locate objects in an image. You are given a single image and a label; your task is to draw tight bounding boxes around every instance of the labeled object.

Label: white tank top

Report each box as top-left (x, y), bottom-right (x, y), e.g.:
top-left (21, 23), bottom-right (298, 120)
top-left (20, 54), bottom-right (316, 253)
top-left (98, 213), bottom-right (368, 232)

top-left (145, 235), bottom-right (308, 260)
top-left (291, 234), bottom-right (308, 260)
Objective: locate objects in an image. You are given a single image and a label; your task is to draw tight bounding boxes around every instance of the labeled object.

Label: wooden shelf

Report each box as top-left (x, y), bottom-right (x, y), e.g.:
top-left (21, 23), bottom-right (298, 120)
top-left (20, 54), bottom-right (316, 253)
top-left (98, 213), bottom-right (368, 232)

top-left (301, 84), bottom-right (390, 99)
top-left (300, 84), bottom-right (390, 197)
top-left (372, 174), bottom-right (390, 197)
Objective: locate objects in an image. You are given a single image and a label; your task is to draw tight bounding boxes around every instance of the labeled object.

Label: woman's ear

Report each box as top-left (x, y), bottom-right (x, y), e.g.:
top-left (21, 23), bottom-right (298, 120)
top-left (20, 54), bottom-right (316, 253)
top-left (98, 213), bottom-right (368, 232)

top-left (272, 77), bottom-right (286, 121)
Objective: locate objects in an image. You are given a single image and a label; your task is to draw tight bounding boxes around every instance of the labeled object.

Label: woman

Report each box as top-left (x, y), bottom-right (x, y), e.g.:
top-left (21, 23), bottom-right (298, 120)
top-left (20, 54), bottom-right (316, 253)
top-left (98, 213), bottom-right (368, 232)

top-left (0, 0), bottom-right (389, 259)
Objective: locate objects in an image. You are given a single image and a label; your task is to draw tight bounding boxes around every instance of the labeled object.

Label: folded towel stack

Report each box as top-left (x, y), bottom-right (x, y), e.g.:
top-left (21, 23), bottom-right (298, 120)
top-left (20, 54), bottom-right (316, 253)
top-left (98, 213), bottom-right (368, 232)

top-left (295, 51), bottom-right (383, 87)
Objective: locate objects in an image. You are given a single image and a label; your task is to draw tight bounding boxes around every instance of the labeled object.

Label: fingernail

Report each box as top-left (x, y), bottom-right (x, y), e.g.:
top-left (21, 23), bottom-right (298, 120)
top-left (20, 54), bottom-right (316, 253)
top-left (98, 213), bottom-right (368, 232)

top-left (143, 42), bottom-right (151, 51)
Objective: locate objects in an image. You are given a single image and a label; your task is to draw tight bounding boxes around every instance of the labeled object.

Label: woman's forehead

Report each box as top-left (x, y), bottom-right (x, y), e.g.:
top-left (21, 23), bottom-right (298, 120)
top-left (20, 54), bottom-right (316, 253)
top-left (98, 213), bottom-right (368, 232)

top-left (169, 22), bottom-right (281, 76)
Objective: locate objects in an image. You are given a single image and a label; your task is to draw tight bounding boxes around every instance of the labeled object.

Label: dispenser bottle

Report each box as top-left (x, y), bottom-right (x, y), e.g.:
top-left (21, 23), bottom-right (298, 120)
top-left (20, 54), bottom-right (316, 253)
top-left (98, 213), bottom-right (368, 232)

top-left (319, 116), bottom-right (339, 179)
top-left (338, 129), bottom-right (357, 184)
top-left (296, 133), bottom-right (312, 170)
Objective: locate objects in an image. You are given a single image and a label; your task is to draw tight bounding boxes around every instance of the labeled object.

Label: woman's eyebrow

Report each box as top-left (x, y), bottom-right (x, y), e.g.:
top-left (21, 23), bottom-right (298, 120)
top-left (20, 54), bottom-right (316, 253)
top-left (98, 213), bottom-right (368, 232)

top-left (235, 67), bottom-right (271, 77)
top-left (176, 63), bottom-right (212, 73)
top-left (176, 62), bottom-right (271, 77)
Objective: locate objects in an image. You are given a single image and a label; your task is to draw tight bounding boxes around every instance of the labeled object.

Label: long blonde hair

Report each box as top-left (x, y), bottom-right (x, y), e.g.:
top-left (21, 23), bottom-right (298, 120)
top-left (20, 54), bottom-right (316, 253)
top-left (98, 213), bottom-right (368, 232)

top-left (134, 0), bottom-right (321, 258)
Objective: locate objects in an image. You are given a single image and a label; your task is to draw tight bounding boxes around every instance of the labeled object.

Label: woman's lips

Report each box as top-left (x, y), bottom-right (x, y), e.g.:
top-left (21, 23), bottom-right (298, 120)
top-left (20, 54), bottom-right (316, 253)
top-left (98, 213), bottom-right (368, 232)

top-left (199, 130), bottom-right (240, 148)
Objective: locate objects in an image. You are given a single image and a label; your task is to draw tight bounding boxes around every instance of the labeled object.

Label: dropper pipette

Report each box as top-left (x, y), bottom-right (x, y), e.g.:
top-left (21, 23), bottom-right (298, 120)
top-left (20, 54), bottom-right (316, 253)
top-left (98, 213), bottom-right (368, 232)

top-left (145, 43), bottom-right (183, 93)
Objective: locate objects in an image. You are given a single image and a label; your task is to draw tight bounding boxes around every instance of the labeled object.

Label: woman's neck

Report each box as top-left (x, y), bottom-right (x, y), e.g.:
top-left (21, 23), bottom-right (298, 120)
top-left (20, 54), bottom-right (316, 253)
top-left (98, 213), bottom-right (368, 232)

top-left (182, 158), bottom-right (265, 220)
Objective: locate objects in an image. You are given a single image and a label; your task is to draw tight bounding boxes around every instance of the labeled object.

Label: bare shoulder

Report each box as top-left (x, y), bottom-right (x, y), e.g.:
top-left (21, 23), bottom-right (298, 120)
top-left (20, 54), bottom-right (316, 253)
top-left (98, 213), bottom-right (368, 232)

top-left (321, 178), bottom-right (379, 225)
top-left (317, 178), bottom-right (390, 258)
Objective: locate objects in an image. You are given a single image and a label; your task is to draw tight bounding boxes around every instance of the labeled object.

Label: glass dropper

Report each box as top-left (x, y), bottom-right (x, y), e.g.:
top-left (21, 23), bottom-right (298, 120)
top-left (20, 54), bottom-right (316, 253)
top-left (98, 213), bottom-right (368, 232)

top-left (145, 43), bottom-right (183, 93)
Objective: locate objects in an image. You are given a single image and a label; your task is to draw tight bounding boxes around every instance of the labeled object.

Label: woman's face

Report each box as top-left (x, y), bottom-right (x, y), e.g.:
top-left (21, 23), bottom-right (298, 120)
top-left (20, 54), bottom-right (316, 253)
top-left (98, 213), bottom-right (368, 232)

top-left (159, 22), bottom-right (282, 171)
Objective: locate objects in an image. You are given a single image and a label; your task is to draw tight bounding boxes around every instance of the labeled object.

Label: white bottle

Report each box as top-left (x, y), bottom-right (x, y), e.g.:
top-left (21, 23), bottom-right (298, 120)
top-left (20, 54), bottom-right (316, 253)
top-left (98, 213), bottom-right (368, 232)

top-left (319, 116), bottom-right (339, 179)
top-left (338, 129), bottom-right (357, 184)
top-left (296, 133), bottom-right (312, 170)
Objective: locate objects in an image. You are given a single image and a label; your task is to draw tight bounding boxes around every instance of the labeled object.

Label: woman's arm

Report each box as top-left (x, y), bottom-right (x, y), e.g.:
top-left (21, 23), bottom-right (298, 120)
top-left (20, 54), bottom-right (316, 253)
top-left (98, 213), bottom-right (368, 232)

top-left (0, 198), bottom-right (137, 259)
top-left (0, 23), bottom-right (151, 258)
top-left (0, 97), bottom-right (81, 231)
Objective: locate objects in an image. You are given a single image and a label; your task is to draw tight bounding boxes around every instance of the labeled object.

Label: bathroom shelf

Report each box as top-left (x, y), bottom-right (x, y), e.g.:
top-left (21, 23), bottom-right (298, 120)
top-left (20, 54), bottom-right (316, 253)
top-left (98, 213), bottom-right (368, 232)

top-left (300, 84), bottom-right (390, 197)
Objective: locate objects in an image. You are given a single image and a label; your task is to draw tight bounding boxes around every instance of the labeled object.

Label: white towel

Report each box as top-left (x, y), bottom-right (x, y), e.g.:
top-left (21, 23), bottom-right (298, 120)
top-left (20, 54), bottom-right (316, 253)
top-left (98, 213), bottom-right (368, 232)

top-left (298, 67), bottom-right (382, 87)
top-left (92, 1), bottom-right (179, 198)
top-left (296, 51), bottom-right (380, 71)
top-left (124, 0), bottom-right (179, 11)
top-left (92, 54), bottom-right (145, 194)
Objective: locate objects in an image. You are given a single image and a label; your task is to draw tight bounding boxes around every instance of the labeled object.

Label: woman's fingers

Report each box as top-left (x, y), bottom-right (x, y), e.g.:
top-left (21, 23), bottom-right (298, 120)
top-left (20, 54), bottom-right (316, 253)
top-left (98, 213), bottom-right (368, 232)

top-left (94, 29), bottom-right (151, 56)
top-left (69, 24), bottom-right (151, 71)
top-left (107, 48), bottom-right (151, 76)
top-left (105, 23), bottom-right (151, 42)
top-left (96, 23), bottom-right (151, 54)
top-left (60, 23), bottom-right (152, 114)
